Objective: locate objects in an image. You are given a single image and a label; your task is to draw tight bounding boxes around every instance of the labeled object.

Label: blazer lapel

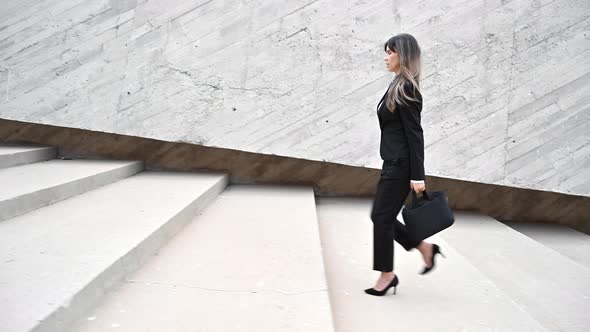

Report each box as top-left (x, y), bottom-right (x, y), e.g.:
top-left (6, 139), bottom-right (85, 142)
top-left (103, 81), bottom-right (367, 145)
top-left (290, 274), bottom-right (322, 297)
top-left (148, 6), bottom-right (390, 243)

top-left (377, 86), bottom-right (391, 129)
top-left (376, 86), bottom-right (390, 111)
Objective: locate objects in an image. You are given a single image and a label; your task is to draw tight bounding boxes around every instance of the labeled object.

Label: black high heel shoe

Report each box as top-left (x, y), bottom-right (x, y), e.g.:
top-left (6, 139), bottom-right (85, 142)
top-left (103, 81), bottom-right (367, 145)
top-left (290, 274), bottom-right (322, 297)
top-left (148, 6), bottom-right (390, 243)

top-left (364, 275), bottom-right (399, 296)
top-left (420, 244), bottom-right (446, 275)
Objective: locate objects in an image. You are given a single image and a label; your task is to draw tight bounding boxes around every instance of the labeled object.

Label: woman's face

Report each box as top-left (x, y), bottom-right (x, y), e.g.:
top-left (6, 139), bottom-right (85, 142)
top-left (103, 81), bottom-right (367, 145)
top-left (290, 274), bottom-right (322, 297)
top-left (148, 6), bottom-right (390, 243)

top-left (384, 45), bottom-right (399, 74)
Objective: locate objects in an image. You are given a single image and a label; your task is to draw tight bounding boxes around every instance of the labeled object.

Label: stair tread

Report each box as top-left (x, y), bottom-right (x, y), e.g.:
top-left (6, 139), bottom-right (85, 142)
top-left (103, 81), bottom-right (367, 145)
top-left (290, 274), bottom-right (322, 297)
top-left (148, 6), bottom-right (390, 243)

top-left (504, 221), bottom-right (590, 269)
top-left (70, 185), bottom-right (335, 332)
top-left (0, 144), bottom-right (56, 169)
top-left (316, 197), bottom-right (548, 332)
top-left (0, 145), bottom-right (53, 155)
top-left (0, 172), bottom-right (226, 332)
top-left (0, 159), bottom-right (141, 200)
top-left (441, 211), bottom-right (590, 331)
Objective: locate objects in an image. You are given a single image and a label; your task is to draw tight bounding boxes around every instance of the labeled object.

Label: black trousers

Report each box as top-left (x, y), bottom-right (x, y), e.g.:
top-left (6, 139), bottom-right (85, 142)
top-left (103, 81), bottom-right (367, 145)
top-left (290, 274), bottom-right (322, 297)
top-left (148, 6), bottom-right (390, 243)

top-left (370, 158), bottom-right (421, 272)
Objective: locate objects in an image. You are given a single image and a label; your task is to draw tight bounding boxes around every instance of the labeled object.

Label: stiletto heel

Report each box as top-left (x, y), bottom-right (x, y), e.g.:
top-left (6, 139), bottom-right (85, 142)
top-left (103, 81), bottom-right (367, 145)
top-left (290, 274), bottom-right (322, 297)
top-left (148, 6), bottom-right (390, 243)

top-left (420, 244), bottom-right (445, 275)
top-left (364, 275), bottom-right (399, 296)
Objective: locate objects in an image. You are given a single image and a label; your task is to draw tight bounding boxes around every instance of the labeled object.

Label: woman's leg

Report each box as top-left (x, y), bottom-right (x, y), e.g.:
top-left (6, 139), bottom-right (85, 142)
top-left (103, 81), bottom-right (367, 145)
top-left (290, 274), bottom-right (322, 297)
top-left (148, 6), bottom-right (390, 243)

top-left (392, 197), bottom-right (436, 268)
top-left (394, 219), bottom-right (421, 251)
top-left (392, 199), bottom-right (436, 267)
top-left (370, 173), bottom-right (411, 272)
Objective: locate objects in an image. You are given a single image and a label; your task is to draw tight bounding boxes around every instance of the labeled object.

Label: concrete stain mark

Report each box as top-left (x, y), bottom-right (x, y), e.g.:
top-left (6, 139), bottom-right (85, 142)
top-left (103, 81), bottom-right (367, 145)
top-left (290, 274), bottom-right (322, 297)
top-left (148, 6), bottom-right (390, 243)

top-left (53, 59), bottom-right (83, 77)
top-left (166, 65), bottom-right (221, 91)
top-left (226, 86), bottom-right (282, 97)
top-left (116, 98), bottom-right (144, 114)
top-left (78, 6), bottom-right (113, 26)
top-left (282, 27), bottom-right (309, 41)
top-left (414, 14), bottom-right (443, 28)
top-left (95, 13), bottom-right (136, 39)
top-left (166, 65), bottom-right (193, 78)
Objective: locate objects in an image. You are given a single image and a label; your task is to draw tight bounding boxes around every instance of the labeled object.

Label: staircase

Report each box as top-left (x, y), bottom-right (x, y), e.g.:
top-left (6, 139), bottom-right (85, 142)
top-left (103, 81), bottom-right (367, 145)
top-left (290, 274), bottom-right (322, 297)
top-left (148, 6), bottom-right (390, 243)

top-left (0, 143), bottom-right (588, 332)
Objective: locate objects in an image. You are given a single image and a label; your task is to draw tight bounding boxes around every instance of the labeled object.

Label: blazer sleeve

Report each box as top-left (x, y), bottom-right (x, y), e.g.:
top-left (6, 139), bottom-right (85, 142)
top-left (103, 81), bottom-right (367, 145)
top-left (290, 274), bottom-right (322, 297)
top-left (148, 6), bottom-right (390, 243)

top-left (398, 84), bottom-right (425, 181)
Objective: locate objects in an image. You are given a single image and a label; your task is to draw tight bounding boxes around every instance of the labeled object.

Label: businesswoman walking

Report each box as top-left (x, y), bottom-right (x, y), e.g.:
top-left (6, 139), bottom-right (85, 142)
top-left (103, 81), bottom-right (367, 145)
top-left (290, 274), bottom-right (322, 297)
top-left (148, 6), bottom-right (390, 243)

top-left (365, 33), bottom-right (444, 296)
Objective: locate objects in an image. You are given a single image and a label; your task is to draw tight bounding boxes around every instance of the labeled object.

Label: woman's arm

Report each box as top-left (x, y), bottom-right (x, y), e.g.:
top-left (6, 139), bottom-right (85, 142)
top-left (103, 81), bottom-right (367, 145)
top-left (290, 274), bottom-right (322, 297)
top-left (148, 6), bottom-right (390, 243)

top-left (398, 83), bottom-right (425, 183)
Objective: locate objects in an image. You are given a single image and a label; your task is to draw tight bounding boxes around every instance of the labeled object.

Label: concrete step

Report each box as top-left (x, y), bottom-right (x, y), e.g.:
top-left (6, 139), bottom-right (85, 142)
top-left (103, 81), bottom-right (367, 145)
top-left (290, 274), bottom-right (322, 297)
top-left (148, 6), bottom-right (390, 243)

top-left (0, 159), bottom-right (143, 222)
top-left (316, 197), bottom-right (547, 332)
top-left (441, 211), bottom-right (590, 332)
top-left (0, 144), bottom-right (56, 169)
top-left (503, 221), bottom-right (590, 269)
top-left (70, 185), bottom-right (334, 332)
top-left (0, 171), bottom-right (228, 332)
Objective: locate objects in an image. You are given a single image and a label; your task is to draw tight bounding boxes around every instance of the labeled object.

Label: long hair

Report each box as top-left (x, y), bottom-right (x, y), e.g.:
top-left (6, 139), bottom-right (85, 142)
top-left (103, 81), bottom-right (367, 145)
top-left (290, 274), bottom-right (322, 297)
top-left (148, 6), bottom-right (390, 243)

top-left (384, 33), bottom-right (422, 112)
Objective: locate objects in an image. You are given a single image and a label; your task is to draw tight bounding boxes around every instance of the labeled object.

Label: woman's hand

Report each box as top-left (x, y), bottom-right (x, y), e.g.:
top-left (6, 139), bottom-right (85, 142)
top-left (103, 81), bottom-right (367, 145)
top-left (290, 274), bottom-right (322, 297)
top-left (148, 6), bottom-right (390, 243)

top-left (410, 181), bottom-right (426, 193)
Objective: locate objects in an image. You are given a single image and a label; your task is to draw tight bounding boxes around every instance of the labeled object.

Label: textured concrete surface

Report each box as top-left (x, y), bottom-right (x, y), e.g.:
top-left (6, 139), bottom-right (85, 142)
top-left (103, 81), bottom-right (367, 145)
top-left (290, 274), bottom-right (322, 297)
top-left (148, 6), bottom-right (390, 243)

top-left (504, 221), bottom-right (590, 269)
top-left (0, 171), bottom-right (228, 332)
top-left (0, 0), bottom-right (588, 196)
top-left (2, 122), bottom-right (589, 234)
top-left (70, 185), bottom-right (334, 332)
top-left (0, 143), bottom-right (56, 169)
top-left (316, 198), bottom-right (547, 332)
top-left (0, 158), bottom-right (143, 221)
top-left (440, 211), bottom-right (590, 332)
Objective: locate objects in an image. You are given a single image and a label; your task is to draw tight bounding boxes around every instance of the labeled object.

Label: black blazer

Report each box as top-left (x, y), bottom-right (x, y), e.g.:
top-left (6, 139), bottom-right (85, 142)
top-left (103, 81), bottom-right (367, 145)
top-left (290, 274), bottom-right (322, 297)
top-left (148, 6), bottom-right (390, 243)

top-left (376, 82), bottom-right (425, 181)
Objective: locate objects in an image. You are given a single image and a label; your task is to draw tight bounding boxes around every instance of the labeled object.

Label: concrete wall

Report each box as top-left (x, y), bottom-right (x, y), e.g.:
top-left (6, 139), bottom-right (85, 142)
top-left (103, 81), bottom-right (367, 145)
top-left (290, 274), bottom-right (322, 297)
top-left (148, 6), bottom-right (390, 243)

top-left (3, 118), bottom-right (590, 234)
top-left (1, 0), bottom-right (589, 196)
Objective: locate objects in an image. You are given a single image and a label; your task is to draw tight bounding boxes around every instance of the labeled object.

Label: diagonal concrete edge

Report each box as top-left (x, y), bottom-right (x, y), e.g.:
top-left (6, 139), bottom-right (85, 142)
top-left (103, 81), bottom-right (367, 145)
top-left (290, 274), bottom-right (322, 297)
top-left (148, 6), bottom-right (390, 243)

top-left (0, 144), bottom-right (56, 169)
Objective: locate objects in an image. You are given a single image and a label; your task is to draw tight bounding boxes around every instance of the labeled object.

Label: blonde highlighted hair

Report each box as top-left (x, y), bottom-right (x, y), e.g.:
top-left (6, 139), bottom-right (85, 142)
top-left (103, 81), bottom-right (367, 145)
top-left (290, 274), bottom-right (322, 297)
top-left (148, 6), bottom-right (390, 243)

top-left (384, 33), bottom-right (422, 112)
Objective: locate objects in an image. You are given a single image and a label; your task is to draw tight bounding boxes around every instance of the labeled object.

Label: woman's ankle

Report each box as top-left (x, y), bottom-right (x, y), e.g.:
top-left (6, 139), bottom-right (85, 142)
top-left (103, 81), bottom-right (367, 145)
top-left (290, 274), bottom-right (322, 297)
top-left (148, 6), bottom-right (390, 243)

top-left (417, 241), bottom-right (431, 253)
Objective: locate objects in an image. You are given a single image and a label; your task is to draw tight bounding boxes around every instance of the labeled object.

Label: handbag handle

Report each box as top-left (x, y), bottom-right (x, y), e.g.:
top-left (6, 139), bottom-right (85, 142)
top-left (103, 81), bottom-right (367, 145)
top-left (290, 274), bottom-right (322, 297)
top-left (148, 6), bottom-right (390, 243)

top-left (410, 190), bottom-right (432, 209)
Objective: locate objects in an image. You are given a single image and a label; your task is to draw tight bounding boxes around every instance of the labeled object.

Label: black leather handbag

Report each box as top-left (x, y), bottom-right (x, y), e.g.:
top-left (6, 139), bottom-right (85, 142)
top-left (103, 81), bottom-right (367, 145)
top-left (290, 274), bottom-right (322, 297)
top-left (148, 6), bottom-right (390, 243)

top-left (402, 190), bottom-right (455, 243)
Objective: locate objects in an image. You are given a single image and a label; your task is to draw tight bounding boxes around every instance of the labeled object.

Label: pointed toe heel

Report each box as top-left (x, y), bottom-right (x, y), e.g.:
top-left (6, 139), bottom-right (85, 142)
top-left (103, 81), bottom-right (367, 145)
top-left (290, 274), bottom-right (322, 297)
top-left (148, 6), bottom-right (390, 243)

top-left (420, 244), bottom-right (445, 275)
top-left (364, 275), bottom-right (399, 296)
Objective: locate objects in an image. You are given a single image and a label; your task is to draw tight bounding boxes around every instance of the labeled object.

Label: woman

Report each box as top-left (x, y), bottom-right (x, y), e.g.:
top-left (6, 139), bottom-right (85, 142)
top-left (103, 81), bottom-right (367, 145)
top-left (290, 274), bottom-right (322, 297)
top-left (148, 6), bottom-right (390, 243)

top-left (365, 33), bottom-right (444, 296)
